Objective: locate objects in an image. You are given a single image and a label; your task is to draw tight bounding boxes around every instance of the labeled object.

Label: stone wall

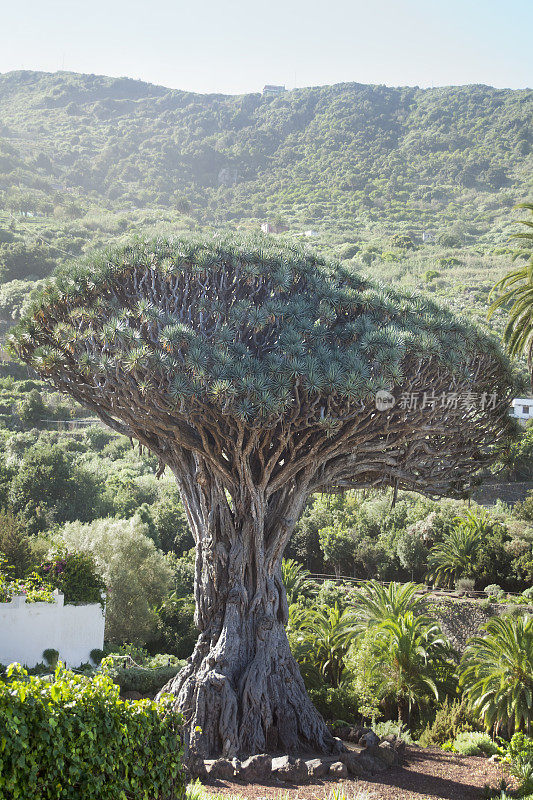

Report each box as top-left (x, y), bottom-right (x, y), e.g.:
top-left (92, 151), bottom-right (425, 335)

top-left (421, 595), bottom-right (533, 652)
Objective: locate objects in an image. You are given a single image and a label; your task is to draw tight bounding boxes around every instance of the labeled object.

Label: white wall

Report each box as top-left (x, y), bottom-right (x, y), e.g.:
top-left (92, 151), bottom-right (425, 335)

top-left (0, 591), bottom-right (105, 668)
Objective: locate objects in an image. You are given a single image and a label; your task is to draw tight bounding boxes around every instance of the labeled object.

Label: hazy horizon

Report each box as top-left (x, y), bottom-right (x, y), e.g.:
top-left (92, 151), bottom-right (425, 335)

top-left (1, 67), bottom-right (531, 96)
top-left (1, 0), bottom-right (531, 95)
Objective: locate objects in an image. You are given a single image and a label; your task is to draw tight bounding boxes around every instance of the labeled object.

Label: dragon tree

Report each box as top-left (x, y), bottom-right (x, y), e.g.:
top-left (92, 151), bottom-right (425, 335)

top-left (10, 235), bottom-right (512, 758)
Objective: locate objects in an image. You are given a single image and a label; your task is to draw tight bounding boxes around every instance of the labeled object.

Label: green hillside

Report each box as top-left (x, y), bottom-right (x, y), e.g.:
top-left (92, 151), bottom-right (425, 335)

top-left (1, 71), bottom-right (531, 228)
top-left (0, 70), bottom-right (531, 344)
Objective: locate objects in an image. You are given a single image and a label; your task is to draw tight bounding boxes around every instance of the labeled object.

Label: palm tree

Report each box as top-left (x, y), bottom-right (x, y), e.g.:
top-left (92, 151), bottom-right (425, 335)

top-left (427, 525), bottom-right (481, 588)
top-left (460, 613), bottom-right (533, 735)
top-left (281, 558), bottom-right (317, 606)
top-left (377, 611), bottom-right (452, 724)
top-left (350, 580), bottom-right (426, 631)
top-left (287, 602), bottom-right (357, 688)
top-left (488, 203), bottom-right (533, 370)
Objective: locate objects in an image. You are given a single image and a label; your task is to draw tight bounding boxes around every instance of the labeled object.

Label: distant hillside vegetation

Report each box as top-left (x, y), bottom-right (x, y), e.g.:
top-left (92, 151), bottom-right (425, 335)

top-left (0, 71), bottom-right (531, 235)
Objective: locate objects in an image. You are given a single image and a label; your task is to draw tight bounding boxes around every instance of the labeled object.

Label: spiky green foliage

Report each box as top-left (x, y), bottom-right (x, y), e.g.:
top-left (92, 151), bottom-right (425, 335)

top-left (287, 602), bottom-right (357, 688)
top-left (281, 558), bottom-right (317, 605)
top-left (460, 613), bottom-right (533, 735)
top-left (376, 611), bottom-right (452, 723)
top-left (427, 525), bottom-right (481, 588)
top-left (350, 580), bottom-right (427, 630)
top-left (10, 233), bottom-right (512, 498)
top-left (489, 204), bottom-right (533, 369)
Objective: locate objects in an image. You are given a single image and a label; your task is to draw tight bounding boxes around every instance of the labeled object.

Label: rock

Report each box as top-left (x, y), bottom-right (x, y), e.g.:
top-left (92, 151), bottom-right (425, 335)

top-left (370, 756), bottom-right (387, 773)
top-left (329, 761), bottom-right (348, 779)
top-left (342, 751), bottom-right (371, 778)
top-left (357, 754), bottom-right (377, 774)
top-left (205, 758), bottom-right (236, 780)
top-left (188, 758), bottom-right (208, 779)
top-left (333, 736), bottom-right (345, 753)
top-left (306, 758), bottom-right (329, 779)
top-left (347, 727), bottom-right (362, 742)
top-left (333, 725), bottom-right (351, 740)
top-left (272, 755), bottom-right (308, 783)
top-left (360, 731), bottom-right (380, 748)
top-left (239, 753), bottom-right (272, 782)
top-left (376, 742), bottom-right (397, 766)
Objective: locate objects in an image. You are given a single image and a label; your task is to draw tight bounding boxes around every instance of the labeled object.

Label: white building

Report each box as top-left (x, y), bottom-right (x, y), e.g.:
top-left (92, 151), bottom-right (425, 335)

top-left (262, 84), bottom-right (286, 95)
top-left (0, 591), bottom-right (105, 668)
top-left (510, 397), bottom-right (533, 422)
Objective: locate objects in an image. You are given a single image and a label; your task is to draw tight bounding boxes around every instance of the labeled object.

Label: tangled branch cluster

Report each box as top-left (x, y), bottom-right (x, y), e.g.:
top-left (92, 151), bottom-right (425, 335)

top-left (10, 234), bottom-right (513, 498)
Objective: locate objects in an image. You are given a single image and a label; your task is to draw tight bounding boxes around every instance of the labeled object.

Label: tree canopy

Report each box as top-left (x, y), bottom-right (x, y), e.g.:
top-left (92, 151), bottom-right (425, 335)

top-left (11, 233), bottom-right (513, 499)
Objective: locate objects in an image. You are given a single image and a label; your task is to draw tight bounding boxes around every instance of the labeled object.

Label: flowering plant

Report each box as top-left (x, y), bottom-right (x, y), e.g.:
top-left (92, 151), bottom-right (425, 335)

top-left (36, 551), bottom-right (106, 607)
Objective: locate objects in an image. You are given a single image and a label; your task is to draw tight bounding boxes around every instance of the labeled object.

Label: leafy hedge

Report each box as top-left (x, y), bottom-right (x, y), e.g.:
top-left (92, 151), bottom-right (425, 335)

top-left (0, 664), bottom-right (185, 800)
top-left (110, 663), bottom-right (184, 696)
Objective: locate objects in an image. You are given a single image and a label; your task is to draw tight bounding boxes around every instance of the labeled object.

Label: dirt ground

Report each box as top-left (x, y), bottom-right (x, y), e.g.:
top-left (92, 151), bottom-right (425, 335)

top-left (201, 746), bottom-right (509, 800)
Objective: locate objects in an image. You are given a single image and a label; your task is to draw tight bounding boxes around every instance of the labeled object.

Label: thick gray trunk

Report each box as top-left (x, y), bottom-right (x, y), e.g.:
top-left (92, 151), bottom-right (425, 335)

top-left (159, 464), bottom-right (337, 758)
top-left (164, 586), bottom-right (336, 758)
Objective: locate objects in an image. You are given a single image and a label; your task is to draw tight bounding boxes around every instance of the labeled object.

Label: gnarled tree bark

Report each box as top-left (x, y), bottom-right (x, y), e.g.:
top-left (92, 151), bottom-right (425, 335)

top-left (162, 459), bottom-right (337, 758)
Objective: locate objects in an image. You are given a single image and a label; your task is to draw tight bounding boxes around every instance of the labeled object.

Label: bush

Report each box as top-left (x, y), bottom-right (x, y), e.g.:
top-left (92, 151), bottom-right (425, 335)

top-left (456, 577), bottom-right (475, 593)
top-left (0, 509), bottom-right (33, 577)
top-left (419, 698), bottom-right (479, 747)
top-left (485, 584), bottom-right (502, 597)
top-left (100, 649), bottom-right (185, 695)
top-left (151, 594), bottom-right (198, 659)
top-left (453, 731), bottom-right (500, 756)
top-left (38, 551), bottom-right (106, 606)
top-left (0, 663), bottom-right (185, 800)
top-left (307, 685), bottom-right (360, 723)
top-left (42, 648), bottom-right (59, 668)
top-left (56, 516), bottom-right (173, 644)
top-left (505, 733), bottom-right (533, 795)
top-left (108, 664), bottom-right (184, 696)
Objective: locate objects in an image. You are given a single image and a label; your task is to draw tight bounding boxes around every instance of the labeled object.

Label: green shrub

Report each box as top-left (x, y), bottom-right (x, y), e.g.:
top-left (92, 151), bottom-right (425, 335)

top-left (38, 551), bottom-right (106, 606)
top-left (42, 648), bottom-right (59, 668)
top-left (110, 665), bottom-right (183, 696)
top-left (307, 685), bottom-right (360, 723)
top-left (419, 698), bottom-right (479, 747)
top-left (504, 733), bottom-right (533, 795)
top-left (0, 663), bottom-right (185, 799)
top-left (452, 731), bottom-right (500, 756)
top-left (100, 652), bottom-right (185, 696)
top-left (373, 719), bottom-right (415, 744)
top-left (89, 648), bottom-right (104, 665)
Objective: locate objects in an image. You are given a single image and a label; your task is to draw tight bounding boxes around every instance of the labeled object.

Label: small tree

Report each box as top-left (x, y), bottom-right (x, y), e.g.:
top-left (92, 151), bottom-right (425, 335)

top-left (0, 509), bottom-right (32, 577)
top-left (10, 234), bottom-right (512, 757)
top-left (460, 614), bottom-right (533, 735)
top-left (427, 526), bottom-right (480, 588)
top-left (56, 515), bottom-right (173, 645)
top-left (397, 529), bottom-right (427, 581)
top-left (318, 524), bottom-right (354, 577)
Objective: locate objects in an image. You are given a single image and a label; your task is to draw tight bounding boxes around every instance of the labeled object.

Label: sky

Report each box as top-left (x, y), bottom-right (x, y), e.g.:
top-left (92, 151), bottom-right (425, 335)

top-left (1, 0), bottom-right (531, 94)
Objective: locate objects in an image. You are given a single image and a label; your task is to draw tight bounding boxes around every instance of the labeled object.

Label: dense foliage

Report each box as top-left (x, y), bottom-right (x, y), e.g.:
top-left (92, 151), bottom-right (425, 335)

top-left (0, 663), bottom-right (185, 800)
top-left (0, 72), bottom-right (530, 237)
top-left (460, 614), bottom-right (533, 735)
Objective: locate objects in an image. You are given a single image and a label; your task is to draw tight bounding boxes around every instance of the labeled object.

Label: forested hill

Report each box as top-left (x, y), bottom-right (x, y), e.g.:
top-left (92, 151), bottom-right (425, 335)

top-left (0, 70), bottom-right (531, 235)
